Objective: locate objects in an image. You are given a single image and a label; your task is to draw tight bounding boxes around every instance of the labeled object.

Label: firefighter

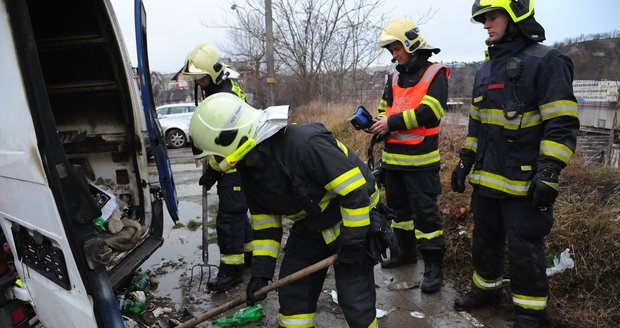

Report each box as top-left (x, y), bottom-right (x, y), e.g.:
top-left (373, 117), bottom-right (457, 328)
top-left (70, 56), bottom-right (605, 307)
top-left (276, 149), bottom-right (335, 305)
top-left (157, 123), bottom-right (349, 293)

top-left (451, 1), bottom-right (580, 327)
top-left (177, 43), bottom-right (252, 292)
top-left (189, 93), bottom-right (394, 328)
top-left (368, 18), bottom-right (449, 294)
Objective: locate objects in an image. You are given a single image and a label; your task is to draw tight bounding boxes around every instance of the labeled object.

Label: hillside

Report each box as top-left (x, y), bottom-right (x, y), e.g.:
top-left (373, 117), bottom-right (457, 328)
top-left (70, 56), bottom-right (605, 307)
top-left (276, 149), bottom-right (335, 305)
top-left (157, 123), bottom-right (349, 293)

top-left (446, 36), bottom-right (620, 99)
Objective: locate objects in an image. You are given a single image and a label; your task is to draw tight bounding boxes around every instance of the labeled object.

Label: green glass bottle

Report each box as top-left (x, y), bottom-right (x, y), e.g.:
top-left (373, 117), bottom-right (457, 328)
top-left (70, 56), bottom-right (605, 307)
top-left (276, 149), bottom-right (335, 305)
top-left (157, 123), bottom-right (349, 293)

top-left (93, 216), bottom-right (106, 232)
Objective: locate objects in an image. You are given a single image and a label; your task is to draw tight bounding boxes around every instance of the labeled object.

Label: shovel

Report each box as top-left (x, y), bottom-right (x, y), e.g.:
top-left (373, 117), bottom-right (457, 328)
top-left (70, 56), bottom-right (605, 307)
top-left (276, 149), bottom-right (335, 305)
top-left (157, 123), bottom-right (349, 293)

top-left (188, 158), bottom-right (219, 290)
top-left (176, 254), bottom-right (337, 328)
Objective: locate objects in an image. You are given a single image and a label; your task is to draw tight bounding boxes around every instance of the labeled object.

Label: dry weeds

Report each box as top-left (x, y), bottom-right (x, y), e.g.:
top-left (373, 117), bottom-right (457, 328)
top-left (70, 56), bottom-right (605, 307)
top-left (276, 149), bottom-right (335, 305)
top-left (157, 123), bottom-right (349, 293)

top-left (290, 102), bottom-right (620, 328)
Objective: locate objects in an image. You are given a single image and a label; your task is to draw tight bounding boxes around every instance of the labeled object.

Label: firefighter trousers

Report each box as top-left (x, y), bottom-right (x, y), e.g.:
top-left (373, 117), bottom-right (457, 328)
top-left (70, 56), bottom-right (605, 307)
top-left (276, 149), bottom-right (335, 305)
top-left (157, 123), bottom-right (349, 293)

top-left (471, 190), bottom-right (553, 313)
top-left (384, 169), bottom-right (445, 251)
top-left (216, 172), bottom-right (251, 269)
top-left (277, 222), bottom-right (377, 328)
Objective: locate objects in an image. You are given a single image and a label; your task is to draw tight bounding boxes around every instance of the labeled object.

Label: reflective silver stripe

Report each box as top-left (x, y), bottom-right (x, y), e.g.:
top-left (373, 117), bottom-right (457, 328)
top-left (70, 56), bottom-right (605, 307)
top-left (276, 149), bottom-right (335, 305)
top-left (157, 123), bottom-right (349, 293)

top-left (391, 220), bottom-right (414, 231)
top-left (220, 254), bottom-right (244, 265)
top-left (415, 229), bottom-right (443, 240)
top-left (540, 139), bottom-right (573, 164)
top-left (512, 294), bottom-right (547, 310)
top-left (252, 240), bottom-right (280, 258)
top-left (469, 170), bottom-right (530, 196)
top-left (539, 100), bottom-right (579, 120)
top-left (278, 313), bottom-right (316, 328)
top-left (388, 132), bottom-right (425, 141)
top-left (403, 110), bottom-right (417, 129)
top-left (422, 64), bottom-right (443, 83)
top-left (321, 222), bottom-right (341, 245)
top-left (341, 206), bottom-right (370, 228)
top-left (325, 167), bottom-right (365, 196)
top-left (464, 137), bottom-right (478, 152)
top-left (251, 214), bottom-right (282, 230)
top-left (472, 271), bottom-right (503, 290)
top-left (382, 149), bottom-right (440, 166)
top-left (421, 95), bottom-right (444, 119)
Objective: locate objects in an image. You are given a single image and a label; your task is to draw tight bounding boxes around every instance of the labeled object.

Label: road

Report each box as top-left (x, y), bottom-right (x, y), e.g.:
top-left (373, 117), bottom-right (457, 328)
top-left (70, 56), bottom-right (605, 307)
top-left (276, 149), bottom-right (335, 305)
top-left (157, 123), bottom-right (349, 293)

top-left (139, 147), bottom-right (513, 328)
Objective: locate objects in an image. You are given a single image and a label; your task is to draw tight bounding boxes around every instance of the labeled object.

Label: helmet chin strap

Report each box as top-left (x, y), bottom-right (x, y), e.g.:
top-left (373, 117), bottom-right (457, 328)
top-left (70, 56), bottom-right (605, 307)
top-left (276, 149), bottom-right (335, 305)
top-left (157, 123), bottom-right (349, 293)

top-left (219, 138), bottom-right (257, 172)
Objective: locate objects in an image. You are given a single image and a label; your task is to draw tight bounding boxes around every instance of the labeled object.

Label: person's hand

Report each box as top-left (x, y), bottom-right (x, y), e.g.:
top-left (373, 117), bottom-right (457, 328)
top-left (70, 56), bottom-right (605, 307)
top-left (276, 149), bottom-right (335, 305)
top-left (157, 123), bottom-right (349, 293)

top-left (245, 277), bottom-right (270, 305)
top-left (528, 164), bottom-right (560, 208)
top-left (366, 207), bottom-right (399, 263)
top-left (368, 117), bottom-right (389, 135)
top-left (451, 158), bottom-right (474, 193)
top-left (198, 167), bottom-right (221, 191)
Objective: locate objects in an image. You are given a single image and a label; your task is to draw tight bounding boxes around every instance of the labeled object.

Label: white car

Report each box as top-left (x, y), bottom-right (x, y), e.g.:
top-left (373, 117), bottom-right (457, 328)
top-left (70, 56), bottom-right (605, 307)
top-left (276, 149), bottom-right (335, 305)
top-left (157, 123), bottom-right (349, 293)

top-left (156, 103), bottom-right (196, 148)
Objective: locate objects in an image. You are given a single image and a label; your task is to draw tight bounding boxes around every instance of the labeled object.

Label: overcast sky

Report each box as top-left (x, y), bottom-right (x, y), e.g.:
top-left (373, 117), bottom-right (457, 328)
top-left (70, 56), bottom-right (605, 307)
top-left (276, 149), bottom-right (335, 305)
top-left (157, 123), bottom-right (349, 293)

top-left (111, 0), bottom-right (620, 73)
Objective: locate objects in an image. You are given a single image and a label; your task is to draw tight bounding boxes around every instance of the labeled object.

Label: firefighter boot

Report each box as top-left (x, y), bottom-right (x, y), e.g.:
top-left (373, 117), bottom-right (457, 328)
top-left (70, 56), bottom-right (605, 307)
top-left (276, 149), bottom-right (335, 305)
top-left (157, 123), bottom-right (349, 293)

top-left (207, 265), bottom-right (243, 292)
top-left (513, 314), bottom-right (543, 328)
top-left (420, 249), bottom-right (443, 294)
top-left (380, 229), bottom-right (417, 268)
top-left (454, 287), bottom-right (502, 311)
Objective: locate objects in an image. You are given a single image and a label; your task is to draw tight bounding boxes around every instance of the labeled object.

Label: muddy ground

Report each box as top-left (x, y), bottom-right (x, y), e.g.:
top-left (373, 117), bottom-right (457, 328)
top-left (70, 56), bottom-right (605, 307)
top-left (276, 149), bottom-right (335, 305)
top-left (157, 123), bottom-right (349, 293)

top-left (134, 148), bottom-right (514, 328)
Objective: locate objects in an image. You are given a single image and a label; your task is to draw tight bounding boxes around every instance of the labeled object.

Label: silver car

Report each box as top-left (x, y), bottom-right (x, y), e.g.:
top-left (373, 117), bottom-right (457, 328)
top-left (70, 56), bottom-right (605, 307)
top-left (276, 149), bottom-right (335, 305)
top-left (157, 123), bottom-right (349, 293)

top-left (156, 103), bottom-right (196, 148)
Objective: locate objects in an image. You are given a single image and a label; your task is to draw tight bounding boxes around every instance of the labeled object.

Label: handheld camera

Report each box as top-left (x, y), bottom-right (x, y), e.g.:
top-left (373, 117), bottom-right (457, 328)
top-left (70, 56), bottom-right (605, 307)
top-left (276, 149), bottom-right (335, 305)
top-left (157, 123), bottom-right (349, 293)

top-left (348, 105), bottom-right (373, 130)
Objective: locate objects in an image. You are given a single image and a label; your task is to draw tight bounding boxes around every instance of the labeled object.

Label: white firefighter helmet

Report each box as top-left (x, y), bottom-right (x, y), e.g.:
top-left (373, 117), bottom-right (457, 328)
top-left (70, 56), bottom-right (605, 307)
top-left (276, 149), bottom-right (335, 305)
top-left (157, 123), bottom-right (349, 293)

top-left (179, 42), bottom-right (227, 83)
top-left (189, 92), bottom-right (261, 161)
top-left (376, 18), bottom-right (440, 54)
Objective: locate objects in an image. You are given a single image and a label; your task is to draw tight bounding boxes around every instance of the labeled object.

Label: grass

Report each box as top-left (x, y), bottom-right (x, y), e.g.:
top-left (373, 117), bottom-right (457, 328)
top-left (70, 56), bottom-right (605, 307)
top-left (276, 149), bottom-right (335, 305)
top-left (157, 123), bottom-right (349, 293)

top-left (292, 101), bottom-right (620, 328)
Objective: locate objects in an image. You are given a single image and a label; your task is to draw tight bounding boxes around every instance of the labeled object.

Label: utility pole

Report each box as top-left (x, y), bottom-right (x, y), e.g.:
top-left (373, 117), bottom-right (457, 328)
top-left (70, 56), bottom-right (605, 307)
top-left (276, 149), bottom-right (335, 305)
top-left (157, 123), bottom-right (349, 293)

top-left (265, 0), bottom-right (275, 106)
top-left (607, 86), bottom-right (619, 167)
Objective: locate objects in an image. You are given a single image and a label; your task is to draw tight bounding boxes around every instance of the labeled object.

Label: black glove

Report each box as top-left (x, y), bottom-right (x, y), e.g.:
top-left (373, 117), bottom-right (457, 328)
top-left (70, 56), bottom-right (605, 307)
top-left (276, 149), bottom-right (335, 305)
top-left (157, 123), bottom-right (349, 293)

top-left (245, 277), bottom-right (270, 305)
top-left (528, 164), bottom-right (560, 208)
top-left (198, 166), bottom-right (221, 191)
top-left (366, 206), bottom-right (399, 263)
top-left (451, 157), bottom-right (474, 193)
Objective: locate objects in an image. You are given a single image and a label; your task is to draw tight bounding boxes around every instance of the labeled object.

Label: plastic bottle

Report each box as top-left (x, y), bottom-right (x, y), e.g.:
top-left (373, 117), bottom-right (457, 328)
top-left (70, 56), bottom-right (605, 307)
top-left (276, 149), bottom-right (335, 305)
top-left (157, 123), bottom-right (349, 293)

top-left (130, 272), bottom-right (150, 291)
top-left (213, 304), bottom-right (263, 327)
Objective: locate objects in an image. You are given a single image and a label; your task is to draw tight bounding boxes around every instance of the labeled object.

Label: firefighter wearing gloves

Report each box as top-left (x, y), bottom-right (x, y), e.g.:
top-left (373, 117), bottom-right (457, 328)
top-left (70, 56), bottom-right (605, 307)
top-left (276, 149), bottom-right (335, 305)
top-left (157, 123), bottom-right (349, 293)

top-left (177, 43), bottom-right (252, 292)
top-left (189, 93), bottom-right (391, 328)
top-left (452, 1), bottom-right (579, 327)
top-left (369, 18), bottom-right (449, 294)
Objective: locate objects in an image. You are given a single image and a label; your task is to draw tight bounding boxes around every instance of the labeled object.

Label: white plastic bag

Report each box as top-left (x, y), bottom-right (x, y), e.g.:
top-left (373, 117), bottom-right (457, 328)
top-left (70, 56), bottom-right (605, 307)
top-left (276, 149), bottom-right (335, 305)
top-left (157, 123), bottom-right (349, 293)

top-left (546, 248), bottom-right (575, 277)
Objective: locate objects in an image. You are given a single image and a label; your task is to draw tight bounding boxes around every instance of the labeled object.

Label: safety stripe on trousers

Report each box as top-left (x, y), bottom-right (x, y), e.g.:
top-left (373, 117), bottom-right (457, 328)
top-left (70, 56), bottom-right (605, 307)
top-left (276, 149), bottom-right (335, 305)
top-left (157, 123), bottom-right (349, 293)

top-left (472, 271), bottom-right (503, 290)
top-left (513, 293), bottom-right (547, 311)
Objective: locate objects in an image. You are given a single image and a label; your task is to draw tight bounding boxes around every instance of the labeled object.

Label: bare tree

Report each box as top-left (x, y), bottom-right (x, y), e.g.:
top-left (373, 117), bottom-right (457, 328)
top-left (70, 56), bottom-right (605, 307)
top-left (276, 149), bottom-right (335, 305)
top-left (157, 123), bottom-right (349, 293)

top-left (224, 0), bottom-right (437, 106)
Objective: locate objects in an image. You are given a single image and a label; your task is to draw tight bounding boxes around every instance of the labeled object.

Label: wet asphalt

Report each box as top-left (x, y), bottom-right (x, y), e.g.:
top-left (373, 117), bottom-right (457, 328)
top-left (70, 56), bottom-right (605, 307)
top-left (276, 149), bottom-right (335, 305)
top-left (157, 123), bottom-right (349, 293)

top-left (140, 147), bottom-right (513, 328)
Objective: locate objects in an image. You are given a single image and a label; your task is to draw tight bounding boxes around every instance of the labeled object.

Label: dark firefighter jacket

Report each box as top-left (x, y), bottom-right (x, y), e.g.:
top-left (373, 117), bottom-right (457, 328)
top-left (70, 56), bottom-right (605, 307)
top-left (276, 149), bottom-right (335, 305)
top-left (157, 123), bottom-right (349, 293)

top-left (462, 36), bottom-right (580, 198)
top-left (200, 78), bottom-right (245, 101)
top-left (236, 123), bottom-right (380, 278)
top-left (378, 56), bottom-right (449, 171)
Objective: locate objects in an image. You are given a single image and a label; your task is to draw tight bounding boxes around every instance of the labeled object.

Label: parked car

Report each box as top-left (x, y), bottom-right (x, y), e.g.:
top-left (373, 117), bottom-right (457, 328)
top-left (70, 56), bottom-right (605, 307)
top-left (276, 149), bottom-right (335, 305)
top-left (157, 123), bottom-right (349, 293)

top-left (156, 103), bottom-right (196, 149)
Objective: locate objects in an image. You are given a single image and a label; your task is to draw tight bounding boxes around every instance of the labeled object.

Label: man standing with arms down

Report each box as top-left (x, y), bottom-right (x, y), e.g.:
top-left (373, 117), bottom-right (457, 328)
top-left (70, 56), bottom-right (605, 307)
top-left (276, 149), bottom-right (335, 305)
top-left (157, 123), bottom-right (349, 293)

top-left (369, 18), bottom-right (449, 294)
top-left (451, 1), bottom-right (579, 327)
top-left (177, 43), bottom-right (252, 292)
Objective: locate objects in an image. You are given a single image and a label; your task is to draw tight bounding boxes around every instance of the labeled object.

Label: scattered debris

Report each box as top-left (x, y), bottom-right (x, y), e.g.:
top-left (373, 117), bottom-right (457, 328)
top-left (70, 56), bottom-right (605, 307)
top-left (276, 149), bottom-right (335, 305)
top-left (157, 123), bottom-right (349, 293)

top-left (459, 311), bottom-right (485, 327)
top-left (387, 281), bottom-right (419, 290)
top-left (546, 248), bottom-right (575, 277)
top-left (376, 308), bottom-right (394, 318)
top-left (409, 311), bottom-right (425, 319)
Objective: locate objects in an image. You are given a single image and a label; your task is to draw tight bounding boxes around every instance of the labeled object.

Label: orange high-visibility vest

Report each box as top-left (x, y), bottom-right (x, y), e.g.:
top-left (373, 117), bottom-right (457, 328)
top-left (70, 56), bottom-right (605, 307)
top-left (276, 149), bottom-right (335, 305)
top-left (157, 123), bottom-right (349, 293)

top-left (386, 63), bottom-right (449, 145)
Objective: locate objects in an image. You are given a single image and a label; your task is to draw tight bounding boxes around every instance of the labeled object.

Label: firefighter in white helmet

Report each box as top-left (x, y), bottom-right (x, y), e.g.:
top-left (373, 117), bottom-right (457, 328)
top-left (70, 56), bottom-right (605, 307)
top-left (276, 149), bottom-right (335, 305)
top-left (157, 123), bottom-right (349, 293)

top-left (368, 18), bottom-right (449, 294)
top-left (452, 1), bottom-right (579, 327)
top-left (189, 93), bottom-right (396, 328)
top-left (177, 42), bottom-right (252, 292)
